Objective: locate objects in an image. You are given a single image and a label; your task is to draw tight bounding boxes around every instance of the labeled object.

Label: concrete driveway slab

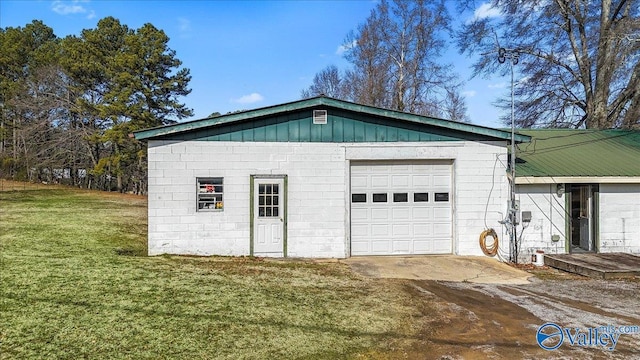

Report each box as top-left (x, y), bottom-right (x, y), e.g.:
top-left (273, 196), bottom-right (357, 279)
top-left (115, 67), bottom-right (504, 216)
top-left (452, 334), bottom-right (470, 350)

top-left (341, 255), bottom-right (532, 284)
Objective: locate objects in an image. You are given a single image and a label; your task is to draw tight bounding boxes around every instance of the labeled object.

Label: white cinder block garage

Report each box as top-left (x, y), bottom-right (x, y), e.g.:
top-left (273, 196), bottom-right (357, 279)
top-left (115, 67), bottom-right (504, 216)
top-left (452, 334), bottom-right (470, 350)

top-left (134, 96), bottom-right (528, 258)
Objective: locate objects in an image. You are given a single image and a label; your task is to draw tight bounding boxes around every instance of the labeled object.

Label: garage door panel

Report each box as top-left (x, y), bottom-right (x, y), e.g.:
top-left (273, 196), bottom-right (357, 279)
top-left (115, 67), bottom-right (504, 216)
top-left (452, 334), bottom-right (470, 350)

top-left (371, 175), bottom-right (389, 188)
top-left (351, 224), bottom-right (369, 236)
top-left (433, 175), bottom-right (451, 187)
top-left (392, 240), bottom-right (411, 253)
top-left (392, 224), bottom-right (410, 236)
top-left (412, 207), bottom-right (432, 219)
top-left (351, 175), bottom-right (368, 188)
top-left (351, 161), bottom-right (452, 256)
top-left (351, 165), bottom-right (369, 174)
top-left (371, 208), bottom-right (389, 220)
top-left (351, 241), bottom-right (369, 253)
top-left (433, 239), bottom-right (453, 253)
top-left (413, 240), bottom-right (433, 253)
top-left (412, 175), bottom-right (430, 186)
top-left (413, 224), bottom-right (432, 236)
top-left (351, 208), bottom-right (369, 220)
top-left (371, 240), bottom-right (391, 253)
top-left (434, 222), bottom-right (452, 237)
top-left (392, 207), bottom-right (410, 220)
top-left (392, 175), bottom-right (409, 187)
top-left (433, 207), bottom-right (451, 220)
top-left (371, 224), bottom-right (389, 236)
top-left (371, 165), bottom-right (390, 173)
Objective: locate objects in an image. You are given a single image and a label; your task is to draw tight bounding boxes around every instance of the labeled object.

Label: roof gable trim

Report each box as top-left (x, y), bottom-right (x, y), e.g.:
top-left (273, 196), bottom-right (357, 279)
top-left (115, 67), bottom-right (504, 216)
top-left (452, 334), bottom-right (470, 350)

top-left (134, 96), bottom-right (530, 143)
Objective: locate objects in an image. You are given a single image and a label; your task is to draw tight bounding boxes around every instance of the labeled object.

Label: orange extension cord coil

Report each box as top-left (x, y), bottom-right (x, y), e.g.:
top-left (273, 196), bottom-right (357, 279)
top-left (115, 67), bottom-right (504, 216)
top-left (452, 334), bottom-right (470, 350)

top-left (479, 228), bottom-right (499, 257)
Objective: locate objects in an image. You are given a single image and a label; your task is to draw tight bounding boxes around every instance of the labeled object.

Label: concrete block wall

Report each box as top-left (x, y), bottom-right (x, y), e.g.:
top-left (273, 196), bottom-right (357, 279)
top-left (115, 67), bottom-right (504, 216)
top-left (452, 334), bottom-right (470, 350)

top-left (515, 184), bottom-right (568, 260)
top-left (452, 141), bottom-right (510, 256)
top-left (147, 140), bottom-right (510, 258)
top-left (599, 184), bottom-right (640, 253)
top-left (147, 140), bottom-right (347, 257)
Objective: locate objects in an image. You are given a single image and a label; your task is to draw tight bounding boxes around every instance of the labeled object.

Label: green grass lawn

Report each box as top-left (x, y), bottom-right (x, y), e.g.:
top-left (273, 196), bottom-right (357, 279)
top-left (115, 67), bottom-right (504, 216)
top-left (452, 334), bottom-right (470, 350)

top-left (0, 182), bottom-right (420, 359)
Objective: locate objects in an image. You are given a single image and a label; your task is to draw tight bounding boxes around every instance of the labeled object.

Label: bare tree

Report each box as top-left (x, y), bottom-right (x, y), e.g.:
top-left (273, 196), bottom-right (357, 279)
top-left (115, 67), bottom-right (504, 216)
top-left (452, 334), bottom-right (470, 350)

top-left (302, 0), bottom-right (469, 121)
top-left (458, 0), bottom-right (640, 129)
top-left (300, 65), bottom-right (346, 99)
top-left (443, 88), bottom-right (471, 123)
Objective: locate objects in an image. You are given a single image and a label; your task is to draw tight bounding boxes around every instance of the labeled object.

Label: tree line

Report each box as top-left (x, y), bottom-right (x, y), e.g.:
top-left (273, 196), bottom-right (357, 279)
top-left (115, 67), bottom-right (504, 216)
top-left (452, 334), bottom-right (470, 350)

top-left (303, 0), bottom-right (639, 129)
top-left (2, 1), bottom-right (638, 193)
top-left (0, 17), bottom-right (192, 192)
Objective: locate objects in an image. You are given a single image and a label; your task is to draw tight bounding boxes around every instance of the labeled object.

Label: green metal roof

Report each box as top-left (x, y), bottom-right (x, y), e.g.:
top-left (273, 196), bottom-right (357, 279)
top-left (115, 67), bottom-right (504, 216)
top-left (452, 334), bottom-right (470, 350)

top-left (134, 96), bottom-right (530, 143)
top-left (516, 129), bottom-right (640, 177)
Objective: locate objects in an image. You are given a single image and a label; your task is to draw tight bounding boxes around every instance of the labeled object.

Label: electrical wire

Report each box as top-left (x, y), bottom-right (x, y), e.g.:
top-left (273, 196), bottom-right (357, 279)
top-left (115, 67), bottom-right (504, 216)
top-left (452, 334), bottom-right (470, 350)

top-left (483, 153), bottom-right (504, 229)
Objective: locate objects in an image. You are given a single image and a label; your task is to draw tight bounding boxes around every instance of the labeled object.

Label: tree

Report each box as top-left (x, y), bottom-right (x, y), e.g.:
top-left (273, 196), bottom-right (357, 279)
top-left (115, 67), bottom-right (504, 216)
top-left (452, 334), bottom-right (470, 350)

top-left (0, 18), bottom-right (191, 192)
top-left (300, 65), bottom-right (346, 99)
top-left (443, 87), bottom-right (471, 123)
top-left (302, 0), bottom-right (469, 121)
top-left (458, 0), bottom-right (640, 129)
top-left (0, 21), bottom-right (60, 179)
top-left (60, 17), bottom-right (192, 192)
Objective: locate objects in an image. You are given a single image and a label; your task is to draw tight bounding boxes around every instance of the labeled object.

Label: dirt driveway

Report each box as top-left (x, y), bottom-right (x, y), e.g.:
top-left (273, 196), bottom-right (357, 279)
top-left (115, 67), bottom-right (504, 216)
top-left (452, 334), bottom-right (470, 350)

top-left (397, 277), bottom-right (640, 359)
top-left (343, 257), bottom-right (640, 359)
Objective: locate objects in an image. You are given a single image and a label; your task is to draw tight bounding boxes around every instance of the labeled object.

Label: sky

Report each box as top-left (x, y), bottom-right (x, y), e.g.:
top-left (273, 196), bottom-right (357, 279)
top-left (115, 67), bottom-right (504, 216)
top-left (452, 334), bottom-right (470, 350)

top-left (0, 0), bottom-right (513, 128)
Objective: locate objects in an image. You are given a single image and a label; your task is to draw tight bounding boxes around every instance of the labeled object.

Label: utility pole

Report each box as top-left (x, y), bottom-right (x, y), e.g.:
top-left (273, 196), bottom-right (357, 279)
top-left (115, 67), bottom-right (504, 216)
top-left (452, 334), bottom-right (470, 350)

top-left (498, 48), bottom-right (519, 263)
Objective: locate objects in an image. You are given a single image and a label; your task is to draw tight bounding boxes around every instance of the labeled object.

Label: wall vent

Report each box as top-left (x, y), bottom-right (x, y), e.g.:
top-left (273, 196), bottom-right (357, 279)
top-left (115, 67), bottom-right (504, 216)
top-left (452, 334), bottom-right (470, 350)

top-left (313, 109), bottom-right (327, 124)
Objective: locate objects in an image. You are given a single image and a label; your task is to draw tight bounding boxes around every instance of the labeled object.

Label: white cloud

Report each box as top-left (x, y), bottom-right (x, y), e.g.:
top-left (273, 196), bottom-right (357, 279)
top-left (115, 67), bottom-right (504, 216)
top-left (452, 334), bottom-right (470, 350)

top-left (232, 93), bottom-right (264, 104)
top-left (51, 0), bottom-right (94, 19)
top-left (462, 90), bottom-right (477, 98)
top-left (473, 3), bottom-right (501, 20)
top-left (336, 40), bottom-right (357, 55)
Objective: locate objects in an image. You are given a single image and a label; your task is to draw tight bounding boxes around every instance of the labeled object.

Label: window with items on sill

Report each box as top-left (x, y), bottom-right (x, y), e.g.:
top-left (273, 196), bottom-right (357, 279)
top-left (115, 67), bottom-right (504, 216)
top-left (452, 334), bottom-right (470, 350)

top-left (197, 177), bottom-right (223, 211)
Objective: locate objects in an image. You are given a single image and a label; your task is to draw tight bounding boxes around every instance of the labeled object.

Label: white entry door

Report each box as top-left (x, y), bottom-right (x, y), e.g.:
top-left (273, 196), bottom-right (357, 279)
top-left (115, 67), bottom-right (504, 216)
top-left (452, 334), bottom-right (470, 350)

top-left (253, 178), bottom-right (285, 257)
top-left (350, 161), bottom-right (453, 256)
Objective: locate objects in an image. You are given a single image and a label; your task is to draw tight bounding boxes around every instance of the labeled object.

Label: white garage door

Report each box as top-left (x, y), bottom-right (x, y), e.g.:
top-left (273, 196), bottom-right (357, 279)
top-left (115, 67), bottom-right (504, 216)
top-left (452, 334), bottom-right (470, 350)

top-left (350, 161), bottom-right (453, 256)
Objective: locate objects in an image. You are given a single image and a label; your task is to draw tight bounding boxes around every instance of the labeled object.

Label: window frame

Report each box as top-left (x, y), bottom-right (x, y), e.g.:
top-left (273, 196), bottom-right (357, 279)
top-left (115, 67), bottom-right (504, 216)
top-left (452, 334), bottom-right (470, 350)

top-left (197, 177), bottom-right (224, 212)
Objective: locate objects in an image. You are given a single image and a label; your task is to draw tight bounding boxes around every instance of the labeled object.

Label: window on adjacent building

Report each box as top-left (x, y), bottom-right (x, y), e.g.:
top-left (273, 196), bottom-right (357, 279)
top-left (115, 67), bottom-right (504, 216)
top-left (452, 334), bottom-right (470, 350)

top-left (197, 177), bottom-right (223, 211)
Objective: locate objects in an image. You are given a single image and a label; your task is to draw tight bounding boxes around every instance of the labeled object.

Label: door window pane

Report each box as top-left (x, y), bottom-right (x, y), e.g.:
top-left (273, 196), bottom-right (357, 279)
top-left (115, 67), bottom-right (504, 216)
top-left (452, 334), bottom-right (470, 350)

top-left (257, 182), bottom-right (281, 218)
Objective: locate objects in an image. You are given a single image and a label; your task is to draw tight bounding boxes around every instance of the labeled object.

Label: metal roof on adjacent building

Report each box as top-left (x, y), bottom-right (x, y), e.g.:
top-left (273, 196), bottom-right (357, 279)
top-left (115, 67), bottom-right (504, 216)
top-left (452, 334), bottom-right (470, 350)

top-left (515, 129), bottom-right (640, 182)
top-left (133, 96), bottom-right (531, 143)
